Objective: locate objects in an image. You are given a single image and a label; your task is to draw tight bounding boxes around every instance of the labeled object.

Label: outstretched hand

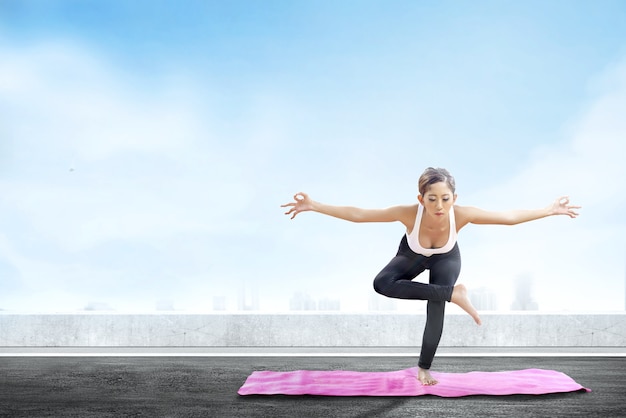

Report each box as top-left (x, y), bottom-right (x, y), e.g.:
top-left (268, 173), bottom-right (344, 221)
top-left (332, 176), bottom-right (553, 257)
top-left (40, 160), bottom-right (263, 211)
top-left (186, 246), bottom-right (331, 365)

top-left (281, 192), bottom-right (313, 219)
top-left (550, 196), bottom-right (581, 218)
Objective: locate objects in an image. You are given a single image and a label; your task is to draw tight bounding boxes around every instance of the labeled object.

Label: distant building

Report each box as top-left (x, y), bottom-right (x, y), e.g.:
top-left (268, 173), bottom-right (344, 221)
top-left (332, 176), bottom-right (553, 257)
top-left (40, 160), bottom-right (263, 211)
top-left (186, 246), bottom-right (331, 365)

top-left (318, 298), bottom-right (341, 311)
top-left (511, 273), bottom-right (538, 311)
top-left (368, 294), bottom-right (397, 311)
top-left (469, 287), bottom-right (497, 311)
top-left (289, 292), bottom-right (317, 311)
top-left (238, 286), bottom-right (259, 311)
top-left (212, 296), bottom-right (227, 311)
top-left (155, 299), bottom-right (175, 311)
top-left (84, 301), bottom-right (114, 311)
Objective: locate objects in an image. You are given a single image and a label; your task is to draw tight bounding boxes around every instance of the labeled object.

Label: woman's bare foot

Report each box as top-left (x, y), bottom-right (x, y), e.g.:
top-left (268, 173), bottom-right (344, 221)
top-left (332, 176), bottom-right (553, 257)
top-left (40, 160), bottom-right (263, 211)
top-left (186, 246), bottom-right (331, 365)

top-left (417, 368), bottom-right (438, 385)
top-left (451, 284), bottom-right (482, 325)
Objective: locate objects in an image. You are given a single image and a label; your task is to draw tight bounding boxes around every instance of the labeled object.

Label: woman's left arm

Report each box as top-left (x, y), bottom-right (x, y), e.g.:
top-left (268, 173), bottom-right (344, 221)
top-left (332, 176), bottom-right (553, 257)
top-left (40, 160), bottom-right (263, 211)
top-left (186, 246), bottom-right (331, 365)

top-left (455, 196), bottom-right (581, 228)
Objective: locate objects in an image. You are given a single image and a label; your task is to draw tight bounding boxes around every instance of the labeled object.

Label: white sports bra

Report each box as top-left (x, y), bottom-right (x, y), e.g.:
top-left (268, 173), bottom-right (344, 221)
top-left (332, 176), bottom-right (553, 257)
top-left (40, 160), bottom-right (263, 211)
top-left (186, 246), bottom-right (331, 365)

top-left (406, 204), bottom-right (458, 257)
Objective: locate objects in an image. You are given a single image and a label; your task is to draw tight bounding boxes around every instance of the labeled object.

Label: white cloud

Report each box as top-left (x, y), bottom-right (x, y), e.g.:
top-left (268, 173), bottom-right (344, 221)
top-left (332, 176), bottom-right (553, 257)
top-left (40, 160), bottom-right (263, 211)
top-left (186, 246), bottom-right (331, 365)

top-left (0, 38), bottom-right (270, 242)
top-left (460, 57), bottom-right (626, 311)
top-left (0, 40), bottom-right (203, 160)
top-left (0, 38), bottom-right (305, 311)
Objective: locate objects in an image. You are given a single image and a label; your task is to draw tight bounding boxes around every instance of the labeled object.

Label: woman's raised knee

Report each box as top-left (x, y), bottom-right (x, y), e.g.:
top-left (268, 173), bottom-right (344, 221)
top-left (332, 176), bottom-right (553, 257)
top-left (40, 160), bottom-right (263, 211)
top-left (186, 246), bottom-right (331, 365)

top-left (373, 274), bottom-right (392, 296)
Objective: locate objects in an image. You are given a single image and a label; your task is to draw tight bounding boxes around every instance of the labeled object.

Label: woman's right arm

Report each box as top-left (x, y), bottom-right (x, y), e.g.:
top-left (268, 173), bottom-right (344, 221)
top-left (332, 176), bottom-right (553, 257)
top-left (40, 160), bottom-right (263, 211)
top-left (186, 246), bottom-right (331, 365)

top-left (281, 192), bottom-right (414, 225)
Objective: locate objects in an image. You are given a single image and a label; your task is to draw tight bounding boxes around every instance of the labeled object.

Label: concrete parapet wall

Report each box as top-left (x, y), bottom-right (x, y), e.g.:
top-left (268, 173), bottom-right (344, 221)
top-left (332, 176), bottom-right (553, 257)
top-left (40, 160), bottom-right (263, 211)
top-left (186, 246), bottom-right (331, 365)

top-left (0, 313), bottom-right (624, 347)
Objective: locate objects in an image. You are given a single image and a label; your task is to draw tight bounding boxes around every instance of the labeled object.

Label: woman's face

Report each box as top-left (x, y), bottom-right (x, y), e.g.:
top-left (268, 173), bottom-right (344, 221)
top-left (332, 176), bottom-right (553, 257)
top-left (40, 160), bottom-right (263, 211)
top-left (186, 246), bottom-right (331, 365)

top-left (418, 181), bottom-right (456, 217)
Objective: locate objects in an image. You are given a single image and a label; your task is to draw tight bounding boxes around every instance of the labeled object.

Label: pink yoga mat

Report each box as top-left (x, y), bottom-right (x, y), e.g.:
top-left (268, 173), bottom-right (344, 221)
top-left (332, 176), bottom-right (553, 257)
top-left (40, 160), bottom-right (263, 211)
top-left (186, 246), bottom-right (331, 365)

top-left (238, 368), bottom-right (590, 397)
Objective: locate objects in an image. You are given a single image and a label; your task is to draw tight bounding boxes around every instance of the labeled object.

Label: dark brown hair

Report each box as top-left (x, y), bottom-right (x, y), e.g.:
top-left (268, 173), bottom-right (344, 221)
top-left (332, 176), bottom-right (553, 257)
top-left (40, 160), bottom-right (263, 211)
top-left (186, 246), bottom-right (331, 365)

top-left (418, 167), bottom-right (456, 196)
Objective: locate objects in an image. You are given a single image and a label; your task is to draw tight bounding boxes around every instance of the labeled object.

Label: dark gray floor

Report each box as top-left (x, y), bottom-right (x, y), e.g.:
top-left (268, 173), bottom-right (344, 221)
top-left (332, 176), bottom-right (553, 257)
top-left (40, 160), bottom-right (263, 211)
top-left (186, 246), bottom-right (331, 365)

top-left (0, 356), bottom-right (624, 417)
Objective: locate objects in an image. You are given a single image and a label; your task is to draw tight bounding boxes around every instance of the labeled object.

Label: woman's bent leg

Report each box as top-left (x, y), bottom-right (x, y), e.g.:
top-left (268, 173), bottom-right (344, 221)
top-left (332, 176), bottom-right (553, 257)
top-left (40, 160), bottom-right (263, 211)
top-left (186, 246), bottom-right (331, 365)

top-left (372, 257), bottom-right (453, 301)
top-left (373, 237), bottom-right (453, 301)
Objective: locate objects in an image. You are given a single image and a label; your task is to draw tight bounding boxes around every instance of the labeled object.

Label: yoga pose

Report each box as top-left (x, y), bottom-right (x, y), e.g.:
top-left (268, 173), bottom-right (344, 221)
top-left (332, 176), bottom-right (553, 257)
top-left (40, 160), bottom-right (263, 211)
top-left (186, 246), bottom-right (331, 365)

top-left (281, 167), bottom-right (580, 385)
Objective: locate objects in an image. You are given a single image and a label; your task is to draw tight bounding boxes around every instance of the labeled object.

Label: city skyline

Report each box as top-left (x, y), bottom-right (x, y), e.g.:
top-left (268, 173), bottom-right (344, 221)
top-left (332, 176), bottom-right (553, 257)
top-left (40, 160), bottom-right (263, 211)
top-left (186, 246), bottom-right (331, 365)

top-left (18, 275), bottom-right (598, 313)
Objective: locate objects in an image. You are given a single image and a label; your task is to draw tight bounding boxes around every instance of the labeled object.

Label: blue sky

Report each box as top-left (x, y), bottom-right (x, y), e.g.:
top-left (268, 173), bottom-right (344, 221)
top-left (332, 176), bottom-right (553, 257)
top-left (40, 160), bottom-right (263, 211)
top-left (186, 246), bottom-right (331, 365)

top-left (1, 0), bottom-right (625, 312)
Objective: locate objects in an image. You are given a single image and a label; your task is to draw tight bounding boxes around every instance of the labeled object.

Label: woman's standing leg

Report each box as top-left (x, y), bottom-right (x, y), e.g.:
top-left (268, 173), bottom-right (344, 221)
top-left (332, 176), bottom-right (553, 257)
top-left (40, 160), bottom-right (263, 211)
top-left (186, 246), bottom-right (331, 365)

top-left (417, 244), bottom-right (462, 384)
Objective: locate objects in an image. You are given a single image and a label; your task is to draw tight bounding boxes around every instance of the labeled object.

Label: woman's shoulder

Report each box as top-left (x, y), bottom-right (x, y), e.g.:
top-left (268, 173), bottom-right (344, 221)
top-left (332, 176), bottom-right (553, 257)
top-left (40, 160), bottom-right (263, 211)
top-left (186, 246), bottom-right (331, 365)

top-left (453, 205), bottom-right (480, 229)
top-left (391, 203), bottom-right (418, 230)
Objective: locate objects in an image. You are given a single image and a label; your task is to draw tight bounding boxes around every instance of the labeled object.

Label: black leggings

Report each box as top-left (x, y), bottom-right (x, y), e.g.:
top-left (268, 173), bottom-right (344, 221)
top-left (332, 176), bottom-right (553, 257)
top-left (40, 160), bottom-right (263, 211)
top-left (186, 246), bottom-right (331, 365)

top-left (373, 235), bottom-right (461, 370)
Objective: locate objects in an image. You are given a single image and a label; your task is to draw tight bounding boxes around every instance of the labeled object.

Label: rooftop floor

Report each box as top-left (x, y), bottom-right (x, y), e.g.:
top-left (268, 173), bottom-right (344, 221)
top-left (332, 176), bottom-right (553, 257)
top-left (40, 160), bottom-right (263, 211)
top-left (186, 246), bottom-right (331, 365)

top-left (0, 355), bottom-right (623, 417)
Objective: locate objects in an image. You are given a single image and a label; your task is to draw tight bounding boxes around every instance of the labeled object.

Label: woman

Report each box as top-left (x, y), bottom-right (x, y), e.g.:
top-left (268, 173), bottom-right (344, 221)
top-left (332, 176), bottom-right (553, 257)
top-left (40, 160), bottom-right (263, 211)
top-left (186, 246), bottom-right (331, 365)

top-left (281, 167), bottom-right (580, 385)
